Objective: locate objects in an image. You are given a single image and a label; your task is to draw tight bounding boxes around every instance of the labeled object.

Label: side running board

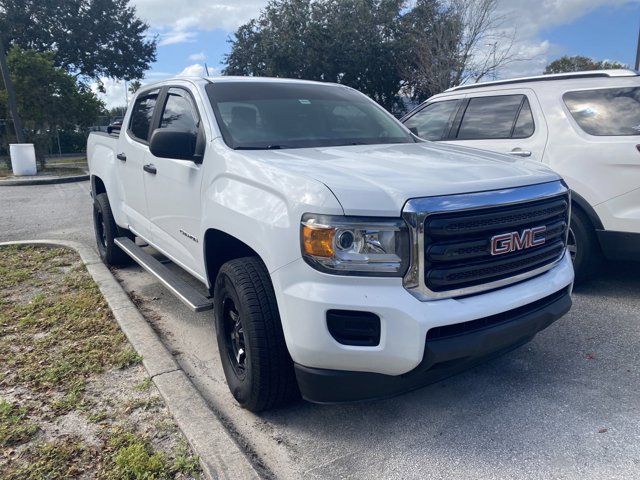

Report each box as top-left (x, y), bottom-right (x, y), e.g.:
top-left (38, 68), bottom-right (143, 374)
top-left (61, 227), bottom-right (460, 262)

top-left (114, 237), bottom-right (213, 312)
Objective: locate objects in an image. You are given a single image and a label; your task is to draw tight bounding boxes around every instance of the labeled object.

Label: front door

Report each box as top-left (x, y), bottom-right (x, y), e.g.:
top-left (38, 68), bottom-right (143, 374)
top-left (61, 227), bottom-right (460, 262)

top-left (142, 86), bottom-right (206, 280)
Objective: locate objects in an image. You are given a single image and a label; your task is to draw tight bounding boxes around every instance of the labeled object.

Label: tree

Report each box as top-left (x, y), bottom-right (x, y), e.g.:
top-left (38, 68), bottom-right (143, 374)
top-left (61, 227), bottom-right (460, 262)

top-left (224, 0), bottom-right (526, 111)
top-left (0, 47), bottom-right (104, 162)
top-left (0, 0), bottom-right (157, 82)
top-left (128, 80), bottom-right (142, 94)
top-left (224, 0), bottom-right (408, 113)
top-left (401, 0), bottom-right (522, 102)
top-left (544, 55), bottom-right (627, 74)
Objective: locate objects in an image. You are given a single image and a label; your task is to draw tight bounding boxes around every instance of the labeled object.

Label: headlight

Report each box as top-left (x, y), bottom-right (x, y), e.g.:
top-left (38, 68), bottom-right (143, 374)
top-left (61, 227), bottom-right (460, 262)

top-left (300, 214), bottom-right (410, 276)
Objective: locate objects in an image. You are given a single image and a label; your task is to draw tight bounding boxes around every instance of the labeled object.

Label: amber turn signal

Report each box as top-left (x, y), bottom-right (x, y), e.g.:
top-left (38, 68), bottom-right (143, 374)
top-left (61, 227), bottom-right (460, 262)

top-left (302, 224), bottom-right (335, 257)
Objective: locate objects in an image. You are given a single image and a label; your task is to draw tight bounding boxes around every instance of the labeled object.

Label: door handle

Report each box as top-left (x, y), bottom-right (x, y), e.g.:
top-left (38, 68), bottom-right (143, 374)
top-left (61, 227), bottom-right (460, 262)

top-left (508, 149), bottom-right (532, 158)
top-left (143, 164), bottom-right (157, 174)
top-left (116, 153), bottom-right (127, 162)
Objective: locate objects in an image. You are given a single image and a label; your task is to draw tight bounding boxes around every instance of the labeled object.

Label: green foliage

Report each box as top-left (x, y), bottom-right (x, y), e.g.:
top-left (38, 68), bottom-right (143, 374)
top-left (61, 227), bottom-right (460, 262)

top-left (0, 47), bottom-right (104, 157)
top-left (224, 0), bottom-right (458, 113)
top-left (544, 55), bottom-right (628, 74)
top-left (0, 0), bottom-right (157, 82)
top-left (0, 47), bottom-right (103, 128)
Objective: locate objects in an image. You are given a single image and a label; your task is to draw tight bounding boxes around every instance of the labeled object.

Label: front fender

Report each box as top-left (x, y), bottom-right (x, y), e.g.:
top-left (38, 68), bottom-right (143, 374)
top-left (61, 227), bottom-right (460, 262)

top-left (200, 162), bottom-right (343, 275)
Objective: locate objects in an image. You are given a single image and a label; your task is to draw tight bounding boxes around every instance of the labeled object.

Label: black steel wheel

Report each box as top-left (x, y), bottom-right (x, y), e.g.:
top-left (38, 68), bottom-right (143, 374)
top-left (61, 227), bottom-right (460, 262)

top-left (214, 257), bottom-right (298, 412)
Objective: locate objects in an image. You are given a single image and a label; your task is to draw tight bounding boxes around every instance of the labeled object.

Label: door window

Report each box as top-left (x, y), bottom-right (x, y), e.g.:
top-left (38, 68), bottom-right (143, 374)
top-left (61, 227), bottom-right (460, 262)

top-left (456, 95), bottom-right (533, 140)
top-left (563, 87), bottom-right (640, 136)
top-left (128, 89), bottom-right (159, 142)
top-left (512, 98), bottom-right (535, 138)
top-left (404, 100), bottom-right (460, 141)
top-left (159, 88), bottom-right (199, 135)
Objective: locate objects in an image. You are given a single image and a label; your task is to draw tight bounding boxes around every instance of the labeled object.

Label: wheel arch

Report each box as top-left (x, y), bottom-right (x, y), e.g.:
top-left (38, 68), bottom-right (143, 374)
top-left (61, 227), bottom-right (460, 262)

top-left (571, 190), bottom-right (603, 230)
top-left (203, 228), bottom-right (264, 290)
top-left (91, 174), bottom-right (107, 197)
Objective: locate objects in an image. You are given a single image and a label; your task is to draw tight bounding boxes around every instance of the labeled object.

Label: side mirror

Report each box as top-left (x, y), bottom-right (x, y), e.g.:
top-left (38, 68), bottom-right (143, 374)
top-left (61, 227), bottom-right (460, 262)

top-left (149, 128), bottom-right (199, 162)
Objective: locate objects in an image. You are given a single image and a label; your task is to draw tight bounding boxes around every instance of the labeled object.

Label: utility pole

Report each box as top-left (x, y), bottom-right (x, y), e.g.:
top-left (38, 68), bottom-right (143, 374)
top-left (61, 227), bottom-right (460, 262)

top-left (0, 36), bottom-right (25, 143)
top-left (635, 22), bottom-right (640, 71)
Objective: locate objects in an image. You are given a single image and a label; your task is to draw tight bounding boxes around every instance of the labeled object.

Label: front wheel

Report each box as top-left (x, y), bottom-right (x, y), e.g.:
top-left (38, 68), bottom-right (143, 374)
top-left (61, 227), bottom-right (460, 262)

top-left (214, 257), bottom-right (298, 412)
top-left (568, 208), bottom-right (601, 284)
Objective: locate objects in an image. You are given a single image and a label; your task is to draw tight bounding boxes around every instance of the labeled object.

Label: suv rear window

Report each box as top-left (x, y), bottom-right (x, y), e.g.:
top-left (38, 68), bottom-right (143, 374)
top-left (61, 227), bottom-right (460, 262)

top-left (563, 87), bottom-right (640, 136)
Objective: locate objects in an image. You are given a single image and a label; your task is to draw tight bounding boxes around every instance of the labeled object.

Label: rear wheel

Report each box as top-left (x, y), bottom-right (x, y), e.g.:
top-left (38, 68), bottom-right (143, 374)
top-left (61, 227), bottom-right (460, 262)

top-left (568, 207), bottom-right (601, 284)
top-left (93, 192), bottom-right (132, 266)
top-left (214, 257), bottom-right (298, 412)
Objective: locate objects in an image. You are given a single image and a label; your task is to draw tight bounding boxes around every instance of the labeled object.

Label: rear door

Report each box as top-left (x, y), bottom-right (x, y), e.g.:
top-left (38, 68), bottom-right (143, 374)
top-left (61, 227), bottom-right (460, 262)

top-left (119, 88), bottom-right (161, 239)
top-left (444, 89), bottom-right (548, 161)
top-left (142, 86), bottom-right (206, 279)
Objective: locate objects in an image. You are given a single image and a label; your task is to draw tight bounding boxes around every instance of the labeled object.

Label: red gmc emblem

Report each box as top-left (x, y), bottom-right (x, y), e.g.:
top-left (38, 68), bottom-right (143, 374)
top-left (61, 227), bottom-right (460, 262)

top-left (490, 226), bottom-right (546, 256)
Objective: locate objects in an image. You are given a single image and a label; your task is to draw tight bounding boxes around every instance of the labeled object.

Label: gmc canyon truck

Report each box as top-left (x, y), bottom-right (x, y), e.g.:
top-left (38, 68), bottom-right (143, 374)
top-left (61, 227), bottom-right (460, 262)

top-left (88, 77), bottom-right (574, 412)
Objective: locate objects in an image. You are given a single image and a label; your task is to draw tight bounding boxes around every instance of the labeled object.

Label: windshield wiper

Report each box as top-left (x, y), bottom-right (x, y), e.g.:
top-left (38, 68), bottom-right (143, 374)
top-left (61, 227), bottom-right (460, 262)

top-left (234, 144), bottom-right (292, 150)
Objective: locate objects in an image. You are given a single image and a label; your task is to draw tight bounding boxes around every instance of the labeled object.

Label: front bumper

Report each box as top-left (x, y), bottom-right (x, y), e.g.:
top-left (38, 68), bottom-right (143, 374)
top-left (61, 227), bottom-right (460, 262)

top-left (294, 286), bottom-right (571, 403)
top-left (271, 253), bottom-right (574, 379)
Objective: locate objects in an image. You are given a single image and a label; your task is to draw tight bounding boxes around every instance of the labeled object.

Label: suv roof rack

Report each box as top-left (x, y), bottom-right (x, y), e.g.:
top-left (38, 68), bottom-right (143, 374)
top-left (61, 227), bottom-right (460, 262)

top-left (446, 69), bottom-right (639, 92)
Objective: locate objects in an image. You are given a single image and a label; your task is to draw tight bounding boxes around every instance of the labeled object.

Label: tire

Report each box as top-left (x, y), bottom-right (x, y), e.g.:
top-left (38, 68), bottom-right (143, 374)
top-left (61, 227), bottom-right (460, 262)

top-left (568, 207), bottom-right (601, 284)
top-left (93, 192), bottom-right (132, 266)
top-left (214, 257), bottom-right (298, 412)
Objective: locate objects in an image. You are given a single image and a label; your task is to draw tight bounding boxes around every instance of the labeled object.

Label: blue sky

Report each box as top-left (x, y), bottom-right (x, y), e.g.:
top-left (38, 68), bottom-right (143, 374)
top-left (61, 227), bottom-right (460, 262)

top-left (95, 0), bottom-right (640, 108)
top-left (540, 2), bottom-right (638, 65)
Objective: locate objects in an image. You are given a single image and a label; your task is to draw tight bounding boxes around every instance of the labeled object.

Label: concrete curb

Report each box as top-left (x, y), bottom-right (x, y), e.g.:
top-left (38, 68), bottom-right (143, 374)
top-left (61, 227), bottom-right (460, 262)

top-left (0, 239), bottom-right (260, 480)
top-left (0, 173), bottom-right (89, 186)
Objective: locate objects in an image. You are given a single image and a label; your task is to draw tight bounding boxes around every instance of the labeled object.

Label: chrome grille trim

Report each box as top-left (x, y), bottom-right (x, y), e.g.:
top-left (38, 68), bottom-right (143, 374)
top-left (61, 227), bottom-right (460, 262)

top-left (401, 181), bottom-right (570, 301)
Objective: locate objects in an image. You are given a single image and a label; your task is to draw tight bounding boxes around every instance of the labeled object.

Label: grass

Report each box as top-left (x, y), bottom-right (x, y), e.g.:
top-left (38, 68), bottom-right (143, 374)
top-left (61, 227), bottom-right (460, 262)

top-left (0, 245), bottom-right (201, 479)
top-left (0, 166), bottom-right (87, 179)
top-left (0, 400), bottom-right (39, 447)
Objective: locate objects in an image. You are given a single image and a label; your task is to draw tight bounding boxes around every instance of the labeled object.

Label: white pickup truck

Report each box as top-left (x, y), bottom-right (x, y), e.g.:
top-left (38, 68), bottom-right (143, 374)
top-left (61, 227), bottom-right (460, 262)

top-left (88, 76), bottom-right (574, 412)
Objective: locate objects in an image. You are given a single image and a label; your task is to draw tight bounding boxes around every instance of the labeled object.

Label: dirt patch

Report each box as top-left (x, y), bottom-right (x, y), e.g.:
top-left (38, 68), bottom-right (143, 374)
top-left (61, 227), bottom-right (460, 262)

top-left (0, 245), bottom-right (201, 479)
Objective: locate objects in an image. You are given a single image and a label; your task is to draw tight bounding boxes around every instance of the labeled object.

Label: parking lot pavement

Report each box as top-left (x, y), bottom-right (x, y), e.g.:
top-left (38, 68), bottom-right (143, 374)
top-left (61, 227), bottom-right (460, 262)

top-left (2, 182), bottom-right (640, 479)
top-left (0, 181), bottom-right (93, 244)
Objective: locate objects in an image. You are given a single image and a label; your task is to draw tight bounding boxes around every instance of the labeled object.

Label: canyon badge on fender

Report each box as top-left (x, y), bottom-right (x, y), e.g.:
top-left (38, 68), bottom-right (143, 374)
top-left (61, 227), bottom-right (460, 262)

top-left (490, 226), bottom-right (546, 256)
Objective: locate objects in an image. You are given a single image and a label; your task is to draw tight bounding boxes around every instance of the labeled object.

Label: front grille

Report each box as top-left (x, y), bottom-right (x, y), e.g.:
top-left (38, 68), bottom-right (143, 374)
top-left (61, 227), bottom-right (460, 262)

top-left (424, 194), bottom-right (569, 292)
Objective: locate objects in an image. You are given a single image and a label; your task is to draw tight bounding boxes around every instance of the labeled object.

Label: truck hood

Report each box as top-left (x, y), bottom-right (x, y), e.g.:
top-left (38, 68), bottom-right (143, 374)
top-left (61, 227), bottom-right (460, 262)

top-left (241, 142), bottom-right (560, 216)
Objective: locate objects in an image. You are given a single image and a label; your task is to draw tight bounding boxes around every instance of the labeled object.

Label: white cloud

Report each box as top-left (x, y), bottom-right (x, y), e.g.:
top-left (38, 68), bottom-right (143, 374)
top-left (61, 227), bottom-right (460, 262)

top-left (91, 78), bottom-right (131, 110)
top-left (492, 0), bottom-right (640, 79)
top-left (178, 63), bottom-right (206, 76)
top-left (133, 0), bottom-right (268, 45)
top-left (189, 52), bottom-right (207, 62)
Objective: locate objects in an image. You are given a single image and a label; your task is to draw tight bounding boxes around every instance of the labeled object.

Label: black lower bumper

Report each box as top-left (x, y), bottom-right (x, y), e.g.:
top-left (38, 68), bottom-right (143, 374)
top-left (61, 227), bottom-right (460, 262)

top-left (596, 230), bottom-right (640, 261)
top-left (295, 287), bottom-right (572, 404)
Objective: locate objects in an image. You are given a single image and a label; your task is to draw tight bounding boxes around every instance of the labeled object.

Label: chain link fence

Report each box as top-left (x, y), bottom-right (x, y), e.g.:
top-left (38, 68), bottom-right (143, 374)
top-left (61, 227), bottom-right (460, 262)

top-left (0, 116), bottom-right (115, 170)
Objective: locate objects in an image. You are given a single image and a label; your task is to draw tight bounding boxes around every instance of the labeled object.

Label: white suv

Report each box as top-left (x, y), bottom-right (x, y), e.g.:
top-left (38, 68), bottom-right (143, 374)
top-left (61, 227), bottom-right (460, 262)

top-left (402, 70), bottom-right (640, 282)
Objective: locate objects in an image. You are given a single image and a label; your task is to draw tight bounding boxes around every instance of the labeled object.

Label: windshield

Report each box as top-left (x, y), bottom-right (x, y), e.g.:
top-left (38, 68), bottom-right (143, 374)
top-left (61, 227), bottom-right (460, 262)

top-left (206, 81), bottom-right (414, 149)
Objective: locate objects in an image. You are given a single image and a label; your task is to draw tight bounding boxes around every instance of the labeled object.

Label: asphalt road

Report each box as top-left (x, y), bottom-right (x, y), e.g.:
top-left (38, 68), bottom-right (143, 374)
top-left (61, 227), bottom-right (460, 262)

top-left (2, 181), bottom-right (639, 479)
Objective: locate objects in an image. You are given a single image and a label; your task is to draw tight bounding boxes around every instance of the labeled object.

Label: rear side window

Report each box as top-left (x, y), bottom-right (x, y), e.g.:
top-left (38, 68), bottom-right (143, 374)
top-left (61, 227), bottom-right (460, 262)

top-left (457, 95), bottom-right (533, 140)
top-left (404, 100), bottom-right (460, 141)
top-left (128, 89), bottom-right (159, 142)
top-left (563, 87), bottom-right (640, 136)
top-left (159, 88), bottom-right (199, 135)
